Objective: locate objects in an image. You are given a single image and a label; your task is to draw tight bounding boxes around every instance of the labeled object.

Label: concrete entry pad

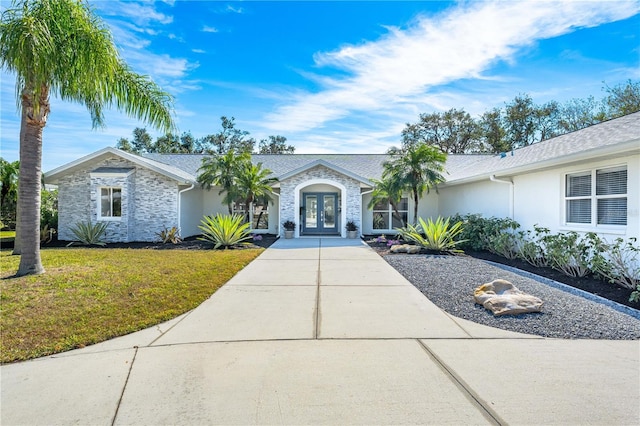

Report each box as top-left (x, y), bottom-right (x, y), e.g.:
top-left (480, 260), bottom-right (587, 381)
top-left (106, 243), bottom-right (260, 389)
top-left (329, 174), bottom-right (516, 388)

top-left (319, 286), bottom-right (471, 338)
top-left (423, 339), bottom-right (640, 425)
top-left (227, 259), bottom-right (319, 286)
top-left (320, 258), bottom-right (409, 285)
top-left (1, 349), bottom-right (135, 425)
top-left (153, 285), bottom-right (317, 344)
top-left (115, 340), bottom-right (493, 425)
top-left (320, 245), bottom-right (381, 260)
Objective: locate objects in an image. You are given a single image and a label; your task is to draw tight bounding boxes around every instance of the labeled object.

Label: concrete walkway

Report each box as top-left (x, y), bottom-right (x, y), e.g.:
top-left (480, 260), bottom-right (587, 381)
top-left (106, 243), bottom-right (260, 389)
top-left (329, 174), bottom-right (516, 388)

top-left (2, 238), bottom-right (639, 425)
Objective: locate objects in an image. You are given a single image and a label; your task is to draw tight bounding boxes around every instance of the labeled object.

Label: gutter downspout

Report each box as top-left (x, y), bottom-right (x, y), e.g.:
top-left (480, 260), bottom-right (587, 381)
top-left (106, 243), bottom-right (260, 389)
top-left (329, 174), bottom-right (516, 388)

top-left (489, 175), bottom-right (514, 219)
top-left (360, 188), bottom-right (374, 237)
top-left (177, 183), bottom-right (195, 236)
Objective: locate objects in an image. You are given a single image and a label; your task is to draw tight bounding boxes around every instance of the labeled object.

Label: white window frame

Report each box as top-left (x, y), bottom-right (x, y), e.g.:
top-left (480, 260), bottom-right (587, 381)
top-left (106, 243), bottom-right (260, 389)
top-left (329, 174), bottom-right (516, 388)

top-left (98, 187), bottom-right (122, 221)
top-left (563, 165), bottom-right (627, 229)
top-left (372, 197), bottom-right (409, 231)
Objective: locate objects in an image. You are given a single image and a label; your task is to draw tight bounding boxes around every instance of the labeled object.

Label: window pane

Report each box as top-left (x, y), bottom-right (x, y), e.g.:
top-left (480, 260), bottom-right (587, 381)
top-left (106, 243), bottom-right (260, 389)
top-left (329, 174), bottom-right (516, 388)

top-left (373, 212), bottom-right (389, 229)
top-left (566, 173), bottom-right (591, 197)
top-left (391, 212), bottom-right (408, 228)
top-left (566, 199), bottom-right (591, 223)
top-left (398, 198), bottom-right (409, 211)
top-left (596, 168), bottom-right (627, 195)
top-left (112, 189), bottom-right (122, 217)
top-left (101, 188), bottom-right (111, 217)
top-left (598, 198), bottom-right (627, 225)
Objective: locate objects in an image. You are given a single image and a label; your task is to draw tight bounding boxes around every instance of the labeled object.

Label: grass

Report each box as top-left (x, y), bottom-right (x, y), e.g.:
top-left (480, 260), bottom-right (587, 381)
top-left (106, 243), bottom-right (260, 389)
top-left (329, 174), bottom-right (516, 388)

top-left (0, 247), bottom-right (263, 363)
top-left (0, 230), bottom-right (15, 244)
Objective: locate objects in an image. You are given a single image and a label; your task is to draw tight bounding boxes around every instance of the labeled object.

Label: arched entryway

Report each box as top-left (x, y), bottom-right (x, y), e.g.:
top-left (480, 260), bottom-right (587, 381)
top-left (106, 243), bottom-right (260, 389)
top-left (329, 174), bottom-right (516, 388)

top-left (294, 179), bottom-right (347, 237)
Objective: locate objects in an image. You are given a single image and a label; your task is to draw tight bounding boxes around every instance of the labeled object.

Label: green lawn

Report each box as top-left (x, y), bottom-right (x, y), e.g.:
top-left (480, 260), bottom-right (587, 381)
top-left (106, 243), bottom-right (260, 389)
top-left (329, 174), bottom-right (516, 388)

top-left (0, 247), bottom-right (262, 363)
top-left (0, 230), bottom-right (16, 244)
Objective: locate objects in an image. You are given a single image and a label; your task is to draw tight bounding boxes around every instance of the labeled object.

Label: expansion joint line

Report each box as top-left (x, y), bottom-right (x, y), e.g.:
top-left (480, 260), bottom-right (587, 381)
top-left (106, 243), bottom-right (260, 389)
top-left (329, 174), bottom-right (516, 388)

top-left (416, 340), bottom-right (506, 426)
top-left (314, 239), bottom-right (322, 339)
top-left (111, 346), bottom-right (139, 426)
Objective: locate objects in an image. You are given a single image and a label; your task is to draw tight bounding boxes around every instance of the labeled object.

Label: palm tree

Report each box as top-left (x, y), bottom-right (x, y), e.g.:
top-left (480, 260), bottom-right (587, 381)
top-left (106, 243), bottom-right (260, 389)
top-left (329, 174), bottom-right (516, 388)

top-left (367, 176), bottom-right (405, 228)
top-left (235, 162), bottom-right (277, 226)
top-left (383, 143), bottom-right (447, 224)
top-left (1, 0), bottom-right (174, 276)
top-left (197, 151), bottom-right (250, 214)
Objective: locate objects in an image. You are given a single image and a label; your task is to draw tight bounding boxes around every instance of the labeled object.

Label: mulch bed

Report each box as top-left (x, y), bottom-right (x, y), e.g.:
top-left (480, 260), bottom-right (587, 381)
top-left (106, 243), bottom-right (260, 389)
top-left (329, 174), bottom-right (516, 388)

top-left (2, 234), bottom-right (280, 251)
top-left (365, 240), bottom-right (638, 311)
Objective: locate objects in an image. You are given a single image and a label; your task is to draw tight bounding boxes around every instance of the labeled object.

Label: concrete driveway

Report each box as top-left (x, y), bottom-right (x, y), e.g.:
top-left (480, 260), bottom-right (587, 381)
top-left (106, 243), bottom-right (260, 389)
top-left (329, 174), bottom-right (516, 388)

top-left (2, 238), bottom-right (638, 425)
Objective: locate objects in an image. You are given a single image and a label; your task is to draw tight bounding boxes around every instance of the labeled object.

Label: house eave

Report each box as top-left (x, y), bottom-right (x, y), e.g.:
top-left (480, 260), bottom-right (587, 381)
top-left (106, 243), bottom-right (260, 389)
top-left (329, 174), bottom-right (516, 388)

top-left (277, 159), bottom-right (373, 186)
top-left (442, 138), bottom-right (640, 187)
top-left (44, 147), bottom-right (195, 185)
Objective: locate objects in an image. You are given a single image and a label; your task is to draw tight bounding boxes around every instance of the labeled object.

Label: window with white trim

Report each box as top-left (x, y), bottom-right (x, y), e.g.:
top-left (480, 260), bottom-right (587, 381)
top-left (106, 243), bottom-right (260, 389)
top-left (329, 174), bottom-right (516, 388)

top-left (565, 166), bottom-right (627, 226)
top-left (372, 197), bottom-right (409, 230)
top-left (99, 187), bottom-right (122, 218)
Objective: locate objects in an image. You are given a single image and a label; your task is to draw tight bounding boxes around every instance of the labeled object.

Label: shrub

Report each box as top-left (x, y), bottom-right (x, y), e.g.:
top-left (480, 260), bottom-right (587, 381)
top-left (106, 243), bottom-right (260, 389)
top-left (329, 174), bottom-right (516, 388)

top-left (518, 226), bottom-right (550, 267)
top-left (542, 231), bottom-right (604, 278)
top-left (630, 283), bottom-right (640, 303)
top-left (397, 216), bottom-right (466, 253)
top-left (282, 220), bottom-right (296, 231)
top-left (68, 221), bottom-right (109, 246)
top-left (345, 220), bottom-right (358, 231)
top-left (156, 226), bottom-right (182, 244)
top-left (198, 214), bottom-right (252, 249)
top-left (450, 214), bottom-right (520, 252)
top-left (591, 237), bottom-right (640, 290)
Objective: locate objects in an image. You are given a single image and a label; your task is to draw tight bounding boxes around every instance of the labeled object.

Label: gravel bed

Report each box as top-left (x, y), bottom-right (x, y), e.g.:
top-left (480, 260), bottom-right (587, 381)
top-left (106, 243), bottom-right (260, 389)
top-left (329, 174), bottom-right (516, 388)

top-left (384, 254), bottom-right (640, 340)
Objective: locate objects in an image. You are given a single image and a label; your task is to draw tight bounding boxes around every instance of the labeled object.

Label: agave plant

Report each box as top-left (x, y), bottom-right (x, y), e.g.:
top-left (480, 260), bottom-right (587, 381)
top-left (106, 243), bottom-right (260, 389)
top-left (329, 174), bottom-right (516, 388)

top-left (198, 214), bottom-right (252, 249)
top-left (67, 221), bottom-right (109, 246)
top-left (396, 216), bottom-right (466, 253)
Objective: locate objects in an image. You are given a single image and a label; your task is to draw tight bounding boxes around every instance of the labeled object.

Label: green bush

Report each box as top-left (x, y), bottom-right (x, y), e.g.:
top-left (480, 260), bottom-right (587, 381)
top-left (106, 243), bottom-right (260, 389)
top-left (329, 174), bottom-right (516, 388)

top-left (68, 221), bottom-right (109, 246)
top-left (591, 237), bottom-right (640, 290)
top-left (198, 214), bottom-right (252, 249)
top-left (518, 225), bottom-right (550, 267)
top-left (396, 216), bottom-right (466, 253)
top-left (450, 214), bottom-right (520, 252)
top-left (542, 231), bottom-right (605, 278)
top-left (40, 189), bottom-right (58, 231)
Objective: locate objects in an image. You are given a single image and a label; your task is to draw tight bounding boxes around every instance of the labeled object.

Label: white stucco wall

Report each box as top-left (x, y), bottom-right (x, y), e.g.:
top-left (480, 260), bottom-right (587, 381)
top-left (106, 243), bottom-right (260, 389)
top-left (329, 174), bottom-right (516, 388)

top-left (437, 180), bottom-right (511, 219)
top-left (436, 153), bottom-right (639, 242)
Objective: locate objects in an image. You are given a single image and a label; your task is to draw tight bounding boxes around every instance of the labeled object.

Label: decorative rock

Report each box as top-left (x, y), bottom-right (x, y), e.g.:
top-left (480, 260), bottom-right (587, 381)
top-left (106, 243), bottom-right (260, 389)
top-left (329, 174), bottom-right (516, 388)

top-left (389, 244), bottom-right (421, 254)
top-left (474, 279), bottom-right (543, 316)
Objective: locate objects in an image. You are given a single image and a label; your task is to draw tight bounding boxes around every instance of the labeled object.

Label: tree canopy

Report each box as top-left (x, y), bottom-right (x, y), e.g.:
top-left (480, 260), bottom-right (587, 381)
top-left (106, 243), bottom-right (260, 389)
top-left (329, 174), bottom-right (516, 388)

top-left (402, 79), bottom-right (640, 154)
top-left (116, 116), bottom-right (294, 155)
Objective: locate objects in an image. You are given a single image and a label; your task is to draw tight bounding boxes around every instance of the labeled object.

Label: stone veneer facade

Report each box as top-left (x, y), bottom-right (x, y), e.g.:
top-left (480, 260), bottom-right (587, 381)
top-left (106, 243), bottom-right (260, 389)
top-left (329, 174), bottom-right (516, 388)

top-left (58, 156), bottom-right (179, 243)
top-left (278, 165), bottom-right (362, 237)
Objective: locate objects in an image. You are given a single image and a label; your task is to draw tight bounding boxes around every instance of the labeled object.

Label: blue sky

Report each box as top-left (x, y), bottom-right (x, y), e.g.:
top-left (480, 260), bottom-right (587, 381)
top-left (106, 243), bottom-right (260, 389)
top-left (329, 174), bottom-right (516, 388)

top-left (1, 0), bottom-right (639, 171)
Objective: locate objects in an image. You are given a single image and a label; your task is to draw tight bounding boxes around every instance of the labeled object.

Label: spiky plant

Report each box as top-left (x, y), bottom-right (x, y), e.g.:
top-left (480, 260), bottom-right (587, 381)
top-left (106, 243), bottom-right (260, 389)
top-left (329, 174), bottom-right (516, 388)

top-left (67, 221), bottom-right (109, 246)
top-left (198, 214), bottom-right (252, 249)
top-left (396, 216), bottom-right (466, 253)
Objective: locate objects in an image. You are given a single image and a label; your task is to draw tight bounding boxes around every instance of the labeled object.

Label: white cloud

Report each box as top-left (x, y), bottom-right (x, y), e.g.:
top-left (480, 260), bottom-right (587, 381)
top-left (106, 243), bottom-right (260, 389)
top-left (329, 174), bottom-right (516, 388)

top-left (202, 25), bottom-right (219, 33)
top-left (264, 1), bottom-right (640, 134)
top-left (192, 49), bottom-right (206, 54)
top-left (225, 4), bottom-right (244, 14)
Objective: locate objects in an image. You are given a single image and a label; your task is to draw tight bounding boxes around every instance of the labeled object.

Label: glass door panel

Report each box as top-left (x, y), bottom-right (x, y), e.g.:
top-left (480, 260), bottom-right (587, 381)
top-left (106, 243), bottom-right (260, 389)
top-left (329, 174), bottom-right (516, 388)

top-left (323, 195), bottom-right (336, 228)
top-left (305, 195), bottom-right (317, 229)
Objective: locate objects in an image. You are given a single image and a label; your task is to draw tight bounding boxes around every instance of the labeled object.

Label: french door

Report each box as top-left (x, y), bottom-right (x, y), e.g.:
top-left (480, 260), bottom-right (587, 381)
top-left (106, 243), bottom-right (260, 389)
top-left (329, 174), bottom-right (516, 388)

top-left (302, 192), bottom-right (339, 235)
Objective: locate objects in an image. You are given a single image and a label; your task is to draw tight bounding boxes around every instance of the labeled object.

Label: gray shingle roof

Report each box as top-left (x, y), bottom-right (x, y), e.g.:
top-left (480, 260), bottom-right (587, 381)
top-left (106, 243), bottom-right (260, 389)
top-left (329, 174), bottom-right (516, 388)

top-left (447, 111), bottom-right (640, 183)
top-left (142, 112), bottom-right (639, 185)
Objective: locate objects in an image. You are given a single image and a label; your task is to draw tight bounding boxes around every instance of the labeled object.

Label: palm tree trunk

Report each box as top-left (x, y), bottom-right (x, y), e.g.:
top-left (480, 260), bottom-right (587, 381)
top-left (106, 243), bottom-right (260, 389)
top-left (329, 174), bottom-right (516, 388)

top-left (412, 188), bottom-right (419, 225)
top-left (16, 86), bottom-right (48, 276)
